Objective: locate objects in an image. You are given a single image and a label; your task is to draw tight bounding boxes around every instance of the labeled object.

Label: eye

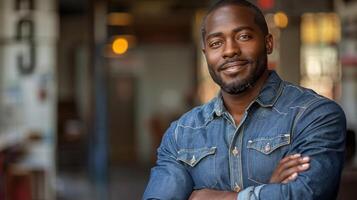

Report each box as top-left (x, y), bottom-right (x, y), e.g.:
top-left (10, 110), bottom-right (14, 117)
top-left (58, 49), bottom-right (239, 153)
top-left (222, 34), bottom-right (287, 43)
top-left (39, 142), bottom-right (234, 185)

top-left (208, 40), bottom-right (223, 49)
top-left (238, 34), bottom-right (252, 41)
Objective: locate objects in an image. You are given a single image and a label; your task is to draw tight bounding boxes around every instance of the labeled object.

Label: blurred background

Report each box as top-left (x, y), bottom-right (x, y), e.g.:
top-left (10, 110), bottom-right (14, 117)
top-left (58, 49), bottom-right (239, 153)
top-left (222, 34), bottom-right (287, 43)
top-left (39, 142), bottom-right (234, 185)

top-left (0, 0), bottom-right (356, 199)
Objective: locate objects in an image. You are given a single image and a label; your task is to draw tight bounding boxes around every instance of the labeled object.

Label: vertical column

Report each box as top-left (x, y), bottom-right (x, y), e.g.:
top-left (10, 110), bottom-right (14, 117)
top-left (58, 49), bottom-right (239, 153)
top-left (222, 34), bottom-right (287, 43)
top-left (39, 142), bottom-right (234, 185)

top-left (0, 0), bottom-right (58, 199)
top-left (278, 16), bottom-right (301, 85)
top-left (335, 0), bottom-right (357, 164)
top-left (89, 0), bottom-right (109, 199)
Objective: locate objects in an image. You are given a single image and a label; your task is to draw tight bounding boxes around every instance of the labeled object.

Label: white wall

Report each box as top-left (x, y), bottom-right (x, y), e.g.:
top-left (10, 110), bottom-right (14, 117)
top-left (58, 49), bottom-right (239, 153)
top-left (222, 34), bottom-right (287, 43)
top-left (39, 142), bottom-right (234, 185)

top-left (134, 44), bottom-right (195, 164)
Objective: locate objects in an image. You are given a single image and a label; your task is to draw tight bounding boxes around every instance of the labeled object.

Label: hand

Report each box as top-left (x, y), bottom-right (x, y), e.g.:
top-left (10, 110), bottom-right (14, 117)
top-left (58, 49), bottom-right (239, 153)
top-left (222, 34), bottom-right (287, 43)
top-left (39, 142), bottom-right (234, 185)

top-left (269, 154), bottom-right (310, 184)
top-left (189, 189), bottom-right (238, 200)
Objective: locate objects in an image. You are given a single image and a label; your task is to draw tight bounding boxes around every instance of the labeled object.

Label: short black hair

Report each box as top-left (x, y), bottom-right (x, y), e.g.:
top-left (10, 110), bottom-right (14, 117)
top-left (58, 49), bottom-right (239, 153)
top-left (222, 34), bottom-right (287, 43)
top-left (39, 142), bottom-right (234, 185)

top-left (201, 0), bottom-right (269, 44)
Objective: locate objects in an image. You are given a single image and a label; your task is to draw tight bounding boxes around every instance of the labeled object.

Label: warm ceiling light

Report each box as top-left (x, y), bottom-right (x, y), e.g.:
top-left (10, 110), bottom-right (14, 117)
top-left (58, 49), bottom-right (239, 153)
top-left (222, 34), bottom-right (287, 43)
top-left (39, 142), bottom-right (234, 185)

top-left (107, 12), bottom-right (133, 26)
top-left (274, 12), bottom-right (288, 28)
top-left (112, 38), bottom-right (129, 55)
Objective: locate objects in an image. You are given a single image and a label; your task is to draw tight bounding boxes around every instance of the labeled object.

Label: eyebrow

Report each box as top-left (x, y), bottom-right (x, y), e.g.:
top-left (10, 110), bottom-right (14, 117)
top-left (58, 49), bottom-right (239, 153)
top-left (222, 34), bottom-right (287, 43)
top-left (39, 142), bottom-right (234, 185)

top-left (205, 26), bottom-right (254, 41)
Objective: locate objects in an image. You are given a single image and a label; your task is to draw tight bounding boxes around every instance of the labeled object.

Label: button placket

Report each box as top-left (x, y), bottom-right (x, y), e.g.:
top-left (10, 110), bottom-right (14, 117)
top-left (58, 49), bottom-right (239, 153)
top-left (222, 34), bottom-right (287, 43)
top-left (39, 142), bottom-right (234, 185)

top-left (229, 129), bottom-right (244, 192)
top-left (229, 111), bottom-right (248, 192)
top-left (232, 146), bottom-right (239, 156)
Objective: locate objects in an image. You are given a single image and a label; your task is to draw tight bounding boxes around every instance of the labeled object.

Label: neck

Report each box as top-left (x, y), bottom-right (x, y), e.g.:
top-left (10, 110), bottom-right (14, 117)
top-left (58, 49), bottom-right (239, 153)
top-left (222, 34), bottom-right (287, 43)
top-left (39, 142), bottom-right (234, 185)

top-left (222, 70), bottom-right (269, 124)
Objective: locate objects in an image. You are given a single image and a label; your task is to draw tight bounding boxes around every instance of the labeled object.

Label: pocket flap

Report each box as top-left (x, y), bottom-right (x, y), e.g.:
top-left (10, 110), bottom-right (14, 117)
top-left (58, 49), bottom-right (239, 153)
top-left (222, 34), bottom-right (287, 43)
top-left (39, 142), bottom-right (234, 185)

top-left (177, 147), bottom-right (216, 167)
top-left (247, 134), bottom-right (290, 154)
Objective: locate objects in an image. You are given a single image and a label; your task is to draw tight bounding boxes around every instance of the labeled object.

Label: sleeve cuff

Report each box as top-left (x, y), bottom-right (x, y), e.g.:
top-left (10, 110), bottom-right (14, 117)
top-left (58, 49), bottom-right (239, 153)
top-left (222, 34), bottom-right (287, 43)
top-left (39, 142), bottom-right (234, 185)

top-left (237, 184), bottom-right (265, 200)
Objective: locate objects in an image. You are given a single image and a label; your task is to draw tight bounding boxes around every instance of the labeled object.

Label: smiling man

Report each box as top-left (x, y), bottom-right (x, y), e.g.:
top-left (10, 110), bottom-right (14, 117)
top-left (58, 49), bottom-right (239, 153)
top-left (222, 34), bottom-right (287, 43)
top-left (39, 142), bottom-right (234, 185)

top-left (143, 0), bottom-right (346, 199)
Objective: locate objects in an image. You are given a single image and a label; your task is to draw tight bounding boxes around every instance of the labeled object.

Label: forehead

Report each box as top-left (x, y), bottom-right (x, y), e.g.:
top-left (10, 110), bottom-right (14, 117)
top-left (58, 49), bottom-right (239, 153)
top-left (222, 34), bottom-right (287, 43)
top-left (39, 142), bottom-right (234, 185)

top-left (205, 4), bottom-right (258, 34)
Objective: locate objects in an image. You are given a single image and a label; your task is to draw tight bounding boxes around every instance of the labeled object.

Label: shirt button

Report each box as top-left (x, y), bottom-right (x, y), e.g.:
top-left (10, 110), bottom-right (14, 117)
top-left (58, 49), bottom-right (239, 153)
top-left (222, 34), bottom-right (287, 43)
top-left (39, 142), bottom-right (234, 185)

top-left (232, 147), bottom-right (239, 156)
top-left (234, 184), bottom-right (241, 192)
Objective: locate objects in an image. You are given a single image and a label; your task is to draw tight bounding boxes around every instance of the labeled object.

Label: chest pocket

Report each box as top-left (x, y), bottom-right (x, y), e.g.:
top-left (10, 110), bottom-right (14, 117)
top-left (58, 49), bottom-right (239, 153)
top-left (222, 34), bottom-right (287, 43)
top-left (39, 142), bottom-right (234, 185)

top-left (177, 147), bottom-right (217, 188)
top-left (246, 134), bottom-right (290, 184)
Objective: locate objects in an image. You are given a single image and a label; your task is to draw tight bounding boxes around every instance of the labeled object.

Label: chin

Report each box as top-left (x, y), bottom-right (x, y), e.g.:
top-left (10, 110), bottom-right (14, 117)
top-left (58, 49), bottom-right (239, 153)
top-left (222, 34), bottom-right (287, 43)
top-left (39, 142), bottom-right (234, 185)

top-left (221, 80), bottom-right (251, 94)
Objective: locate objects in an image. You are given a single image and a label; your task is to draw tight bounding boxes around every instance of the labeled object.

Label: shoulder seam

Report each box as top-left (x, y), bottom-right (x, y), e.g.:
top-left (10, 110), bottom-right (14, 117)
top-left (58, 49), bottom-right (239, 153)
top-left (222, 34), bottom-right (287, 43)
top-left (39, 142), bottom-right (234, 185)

top-left (291, 97), bottom-right (329, 139)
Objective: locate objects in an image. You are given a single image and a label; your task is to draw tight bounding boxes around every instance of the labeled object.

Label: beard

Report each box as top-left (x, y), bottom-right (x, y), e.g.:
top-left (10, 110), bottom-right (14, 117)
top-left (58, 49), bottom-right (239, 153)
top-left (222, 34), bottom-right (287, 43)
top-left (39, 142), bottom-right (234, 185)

top-left (208, 53), bottom-right (268, 95)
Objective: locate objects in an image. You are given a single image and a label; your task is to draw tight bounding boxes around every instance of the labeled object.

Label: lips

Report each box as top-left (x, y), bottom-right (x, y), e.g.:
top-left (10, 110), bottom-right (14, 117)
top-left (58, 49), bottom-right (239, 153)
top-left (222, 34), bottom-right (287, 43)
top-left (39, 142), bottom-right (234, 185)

top-left (219, 60), bottom-right (250, 75)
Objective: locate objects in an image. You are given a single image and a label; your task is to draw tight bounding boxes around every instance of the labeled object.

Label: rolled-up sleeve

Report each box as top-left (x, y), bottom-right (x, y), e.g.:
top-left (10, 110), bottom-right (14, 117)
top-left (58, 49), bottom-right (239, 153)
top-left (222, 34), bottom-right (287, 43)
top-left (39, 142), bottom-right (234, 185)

top-left (143, 122), bottom-right (193, 200)
top-left (237, 185), bottom-right (265, 200)
top-left (238, 99), bottom-right (346, 200)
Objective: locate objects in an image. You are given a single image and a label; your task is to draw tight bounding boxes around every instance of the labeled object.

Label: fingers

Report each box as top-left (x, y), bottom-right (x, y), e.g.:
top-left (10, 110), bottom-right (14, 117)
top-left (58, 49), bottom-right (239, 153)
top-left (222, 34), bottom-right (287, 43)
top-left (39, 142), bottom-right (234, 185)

top-left (271, 154), bottom-right (311, 184)
top-left (277, 154), bottom-right (310, 183)
top-left (282, 172), bottom-right (298, 183)
top-left (279, 162), bottom-right (310, 181)
top-left (280, 155), bottom-right (310, 182)
top-left (281, 162), bottom-right (310, 184)
top-left (279, 153), bottom-right (301, 165)
top-left (280, 156), bottom-right (310, 172)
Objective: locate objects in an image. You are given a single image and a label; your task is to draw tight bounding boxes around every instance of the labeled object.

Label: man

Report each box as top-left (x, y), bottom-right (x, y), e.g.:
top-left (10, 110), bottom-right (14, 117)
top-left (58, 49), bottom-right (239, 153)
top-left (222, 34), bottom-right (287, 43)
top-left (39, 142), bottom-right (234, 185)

top-left (143, 0), bottom-right (346, 199)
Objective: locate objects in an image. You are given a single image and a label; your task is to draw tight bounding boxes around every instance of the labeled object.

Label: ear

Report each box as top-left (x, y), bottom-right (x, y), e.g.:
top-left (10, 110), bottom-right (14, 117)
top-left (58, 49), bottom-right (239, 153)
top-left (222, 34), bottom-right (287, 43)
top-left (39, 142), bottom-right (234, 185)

top-left (202, 48), bottom-right (206, 54)
top-left (265, 34), bottom-right (273, 55)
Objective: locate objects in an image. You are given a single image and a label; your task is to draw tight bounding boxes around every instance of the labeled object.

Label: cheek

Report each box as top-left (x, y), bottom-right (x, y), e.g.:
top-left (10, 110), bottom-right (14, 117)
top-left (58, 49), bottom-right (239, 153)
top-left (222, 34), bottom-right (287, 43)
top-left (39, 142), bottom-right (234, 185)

top-left (206, 52), bottom-right (221, 66)
top-left (241, 41), bottom-right (265, 58)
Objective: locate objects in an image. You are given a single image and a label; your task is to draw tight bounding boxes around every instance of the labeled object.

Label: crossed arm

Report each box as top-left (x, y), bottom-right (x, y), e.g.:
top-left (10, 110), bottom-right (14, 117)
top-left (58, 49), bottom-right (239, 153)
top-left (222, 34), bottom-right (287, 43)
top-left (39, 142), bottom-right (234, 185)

top-left (143, 100), bottom-right (346, 200)
top-left (144, 143), bottom-right (311, 200)
top-left (189, 154), bottom-right (310, 200)
top-left (189, 101), bottom-right (346, 200)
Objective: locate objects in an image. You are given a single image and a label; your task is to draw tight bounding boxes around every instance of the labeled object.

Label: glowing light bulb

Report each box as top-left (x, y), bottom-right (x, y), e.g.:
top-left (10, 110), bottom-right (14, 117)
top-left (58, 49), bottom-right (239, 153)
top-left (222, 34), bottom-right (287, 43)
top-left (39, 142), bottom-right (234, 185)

top-left (112, 38), bottom-right (129, 55)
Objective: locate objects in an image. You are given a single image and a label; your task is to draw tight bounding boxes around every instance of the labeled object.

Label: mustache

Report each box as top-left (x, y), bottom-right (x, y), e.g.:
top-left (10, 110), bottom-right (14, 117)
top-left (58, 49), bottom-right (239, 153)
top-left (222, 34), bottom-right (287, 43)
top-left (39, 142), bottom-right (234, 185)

top-left (218, 57), bottom-right (252, 71)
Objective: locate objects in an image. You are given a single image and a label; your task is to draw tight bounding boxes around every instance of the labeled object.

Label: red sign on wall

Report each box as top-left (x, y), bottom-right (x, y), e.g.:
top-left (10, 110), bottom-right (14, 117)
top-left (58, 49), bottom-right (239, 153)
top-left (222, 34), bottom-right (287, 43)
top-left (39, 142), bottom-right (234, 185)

top-left (258, 0), bottom-right (275, 10)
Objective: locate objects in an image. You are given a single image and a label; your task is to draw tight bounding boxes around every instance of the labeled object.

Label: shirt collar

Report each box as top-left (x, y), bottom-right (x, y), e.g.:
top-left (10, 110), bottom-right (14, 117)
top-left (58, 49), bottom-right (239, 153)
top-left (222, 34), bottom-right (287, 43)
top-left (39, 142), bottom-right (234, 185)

top-left (255, 70), bottom-right (283, 107)
top-left (210, 70), bottom-right (283, 118)
top-left (213, 92), bottom-right (224, 117)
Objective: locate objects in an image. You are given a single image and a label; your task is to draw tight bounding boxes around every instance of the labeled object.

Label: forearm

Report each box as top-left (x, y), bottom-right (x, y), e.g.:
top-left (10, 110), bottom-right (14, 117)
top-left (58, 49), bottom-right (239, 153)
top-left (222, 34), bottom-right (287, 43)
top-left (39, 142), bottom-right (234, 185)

top-left (237, 153), bottom-right (343, 200)
top-left (143, 164), bottom-right (193, 199)
top-left (189, 189), bottom-right (238, 200)
top-left (143, 121), bottom-right (194, 200)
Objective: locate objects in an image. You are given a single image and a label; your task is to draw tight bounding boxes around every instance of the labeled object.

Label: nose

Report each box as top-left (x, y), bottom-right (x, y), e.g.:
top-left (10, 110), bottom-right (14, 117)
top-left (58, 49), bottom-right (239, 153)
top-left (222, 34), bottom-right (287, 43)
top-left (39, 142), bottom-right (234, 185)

top-left (223, 38), bottom-right (240, 58)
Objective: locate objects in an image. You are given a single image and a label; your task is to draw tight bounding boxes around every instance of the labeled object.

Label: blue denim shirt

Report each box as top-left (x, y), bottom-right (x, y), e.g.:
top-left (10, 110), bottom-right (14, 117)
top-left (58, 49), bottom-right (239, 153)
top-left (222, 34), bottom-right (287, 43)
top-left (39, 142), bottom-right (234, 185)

top-left (143, 71), bottom-right (346, 200)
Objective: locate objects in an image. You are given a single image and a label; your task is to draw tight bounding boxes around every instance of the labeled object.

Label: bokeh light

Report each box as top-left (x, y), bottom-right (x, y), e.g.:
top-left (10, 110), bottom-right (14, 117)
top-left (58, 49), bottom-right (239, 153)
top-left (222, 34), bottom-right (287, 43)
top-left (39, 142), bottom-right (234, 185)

top-left (112, 38), bottom-right (129, 55)
top-left (274, 11), bottom-right (288, 28)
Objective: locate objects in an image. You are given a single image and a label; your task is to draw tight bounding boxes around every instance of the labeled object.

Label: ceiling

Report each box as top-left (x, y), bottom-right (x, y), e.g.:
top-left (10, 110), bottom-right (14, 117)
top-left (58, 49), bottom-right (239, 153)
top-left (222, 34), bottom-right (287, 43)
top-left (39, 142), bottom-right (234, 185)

top-left (59, 0), bottom-right (88, 14)
top-left (59, 0), bottom-right (211, 15)
top-left (58, 0), bottom-right (337, 43)
top-left (59, 0), bottom-right (212, 43)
